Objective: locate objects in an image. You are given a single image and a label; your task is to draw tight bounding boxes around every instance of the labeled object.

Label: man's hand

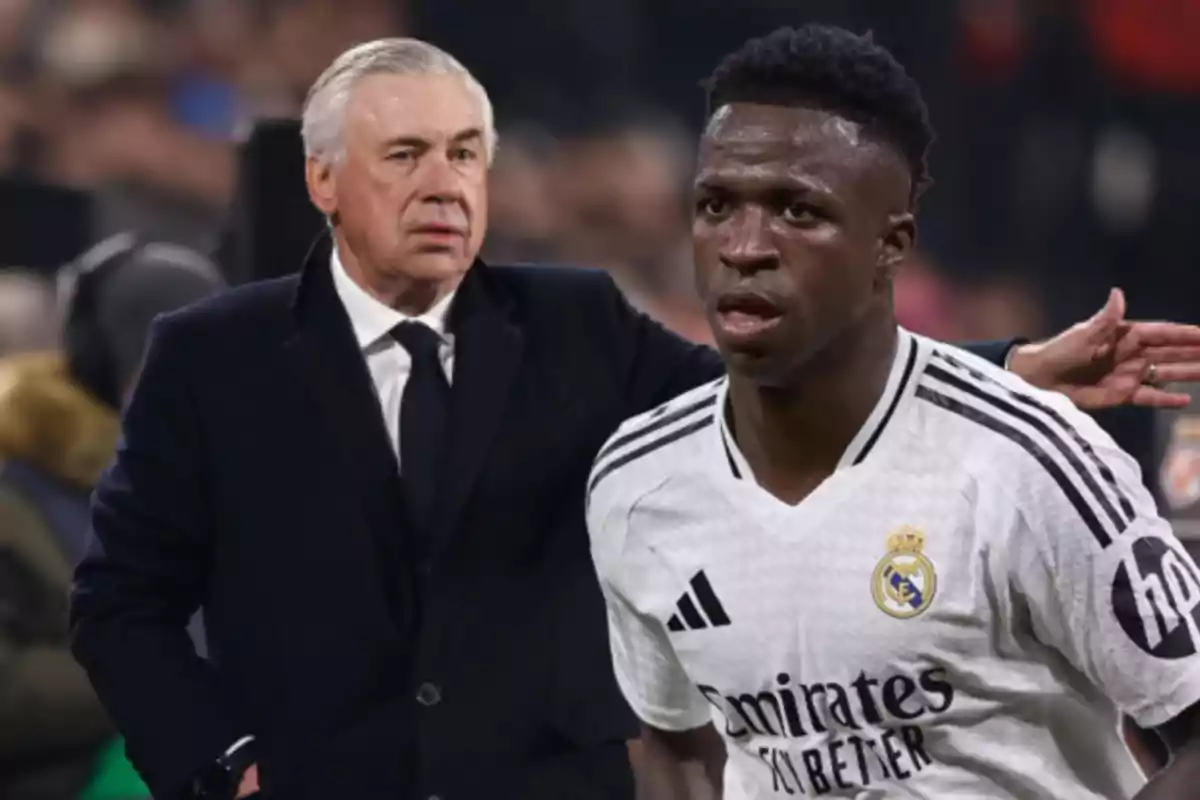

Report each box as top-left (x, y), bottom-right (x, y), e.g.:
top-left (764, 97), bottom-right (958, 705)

top-left (236, 763), bottom-right (260, 798)
top-left (1008, 288), bottom-right (1200, 409)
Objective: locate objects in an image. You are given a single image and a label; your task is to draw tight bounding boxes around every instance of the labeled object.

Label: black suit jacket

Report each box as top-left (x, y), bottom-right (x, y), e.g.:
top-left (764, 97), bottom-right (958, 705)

top-left (70, 239), bottom-right (1018, 800)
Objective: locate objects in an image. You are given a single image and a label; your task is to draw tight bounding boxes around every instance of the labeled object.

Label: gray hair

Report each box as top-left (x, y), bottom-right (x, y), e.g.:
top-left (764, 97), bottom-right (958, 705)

top-left (302, 38), bottom-right (496, 167)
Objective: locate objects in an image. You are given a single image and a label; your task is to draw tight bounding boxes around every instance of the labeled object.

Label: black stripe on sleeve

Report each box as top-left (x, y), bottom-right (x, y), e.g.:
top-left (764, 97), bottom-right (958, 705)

top-left (925, 363), bottom-right (1129, 537)
top-left (589, 416), bottom-right (714, 495)
top-left (934, 350), bottom-right (1134, 522)
top-left (595, 393), bottom-right (718, 465)
top-left (916, 385), bottom-right (1113, 549)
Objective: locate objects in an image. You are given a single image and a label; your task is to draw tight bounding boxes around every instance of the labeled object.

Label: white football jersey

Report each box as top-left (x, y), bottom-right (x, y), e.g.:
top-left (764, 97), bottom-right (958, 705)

top-left (587, 328), bottom-right (1200, 799)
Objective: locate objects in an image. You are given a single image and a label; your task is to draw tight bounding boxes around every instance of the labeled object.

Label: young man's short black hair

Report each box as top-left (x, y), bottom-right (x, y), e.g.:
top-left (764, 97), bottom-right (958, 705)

top-left (702, 25), bottom-right (935, 203)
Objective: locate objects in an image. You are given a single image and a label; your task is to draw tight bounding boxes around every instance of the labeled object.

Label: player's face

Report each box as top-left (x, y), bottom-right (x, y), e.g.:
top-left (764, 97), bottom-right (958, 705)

top-left (692, 103), bottom-right (914, 386)
top-left (306, 72), bottom-right (489, 287)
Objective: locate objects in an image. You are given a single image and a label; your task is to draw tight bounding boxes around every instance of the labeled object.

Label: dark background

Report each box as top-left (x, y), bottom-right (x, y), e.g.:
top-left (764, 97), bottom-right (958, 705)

top-left (0, 2), bottom-right (1198, 795)
top-left (0, 1), bottom-right (1196, 554)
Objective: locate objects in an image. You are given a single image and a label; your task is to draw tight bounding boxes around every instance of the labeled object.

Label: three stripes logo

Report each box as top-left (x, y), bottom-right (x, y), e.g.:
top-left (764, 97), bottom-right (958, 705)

top-left (667, 570), bottom-right (732, 632)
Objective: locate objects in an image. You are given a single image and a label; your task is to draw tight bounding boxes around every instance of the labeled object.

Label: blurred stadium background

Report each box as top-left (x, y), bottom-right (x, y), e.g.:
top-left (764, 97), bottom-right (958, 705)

top-left (0, 0), bottom-right (1197, 794)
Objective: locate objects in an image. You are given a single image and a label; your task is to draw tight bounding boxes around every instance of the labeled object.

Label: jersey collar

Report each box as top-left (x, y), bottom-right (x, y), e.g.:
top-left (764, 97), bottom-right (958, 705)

top-left (718, 327), bottom-right (920, 480)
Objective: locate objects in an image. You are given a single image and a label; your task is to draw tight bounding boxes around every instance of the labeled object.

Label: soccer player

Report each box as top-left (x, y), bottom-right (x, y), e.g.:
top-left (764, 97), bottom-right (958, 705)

top-left (586, 25), bottom-right (1200, 799)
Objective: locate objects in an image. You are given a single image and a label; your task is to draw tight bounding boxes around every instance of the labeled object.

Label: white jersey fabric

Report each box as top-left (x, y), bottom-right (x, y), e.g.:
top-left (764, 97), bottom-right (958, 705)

top-left (587, 328), bottom-right (1200, 799)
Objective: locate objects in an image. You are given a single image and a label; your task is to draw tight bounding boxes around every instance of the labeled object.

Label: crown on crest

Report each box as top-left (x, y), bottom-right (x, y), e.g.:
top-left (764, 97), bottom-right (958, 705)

top-left (886, 526), bottom-right (925, 553)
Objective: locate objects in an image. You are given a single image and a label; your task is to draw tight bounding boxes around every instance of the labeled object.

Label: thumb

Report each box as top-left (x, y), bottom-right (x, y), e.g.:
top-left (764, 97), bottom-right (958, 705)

top-left (1090, 288), bottom-right (1125, 332)
top-left (1086, 288), bottom-right (1125, 357)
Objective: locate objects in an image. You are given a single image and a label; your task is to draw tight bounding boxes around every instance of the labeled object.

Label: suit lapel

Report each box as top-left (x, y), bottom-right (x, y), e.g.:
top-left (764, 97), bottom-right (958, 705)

top-left (283, 236), bottom-right (402, 492)
top-left (430, 263), bottom-right (523, 551)
top-left (279, 242), bottom-right (523, 565)
top-left (279, 235), bottom-right (414, 631)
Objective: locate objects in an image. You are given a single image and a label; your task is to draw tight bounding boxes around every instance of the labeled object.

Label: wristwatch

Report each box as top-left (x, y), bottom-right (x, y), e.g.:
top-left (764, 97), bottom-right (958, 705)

top-left (190, 738), bottom-right (259, 799)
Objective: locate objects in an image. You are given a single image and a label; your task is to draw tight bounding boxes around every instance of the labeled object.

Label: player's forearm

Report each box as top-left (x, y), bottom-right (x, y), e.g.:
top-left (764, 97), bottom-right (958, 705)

top-left (1124, 716), bottom-right (1170, 776)
top-left (631, 750), bottom-right (695, 799)
top-left (634, 725), bottom-right (724, 799)
top-left (1133, 738), bottom-right (1200, 799)
top-left (632, 753), bottom-right (721, 799)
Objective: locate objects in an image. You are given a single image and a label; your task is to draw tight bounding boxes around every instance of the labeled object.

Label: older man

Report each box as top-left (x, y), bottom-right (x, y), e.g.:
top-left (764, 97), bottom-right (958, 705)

top-left (69, 38), bottom-right (1200, 800)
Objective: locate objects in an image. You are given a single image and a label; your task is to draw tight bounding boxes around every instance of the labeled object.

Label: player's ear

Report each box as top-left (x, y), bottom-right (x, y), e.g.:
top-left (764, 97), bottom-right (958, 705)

top-left (877, 212), bottom-right (915, 287)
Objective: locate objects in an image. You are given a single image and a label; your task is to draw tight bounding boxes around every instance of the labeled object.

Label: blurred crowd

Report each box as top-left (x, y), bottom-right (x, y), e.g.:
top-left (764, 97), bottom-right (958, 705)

top-left (0, 0), bottom-right (1197, 797)
top-left (2, 1), bottom-right (1198, 347)
top-left (2, 0), bottom-right (1192, 352)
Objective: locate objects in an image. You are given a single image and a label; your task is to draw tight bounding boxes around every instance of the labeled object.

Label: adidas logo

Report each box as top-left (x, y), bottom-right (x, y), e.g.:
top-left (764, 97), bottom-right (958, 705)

top-left (667, 570), bottom-right (731, 632)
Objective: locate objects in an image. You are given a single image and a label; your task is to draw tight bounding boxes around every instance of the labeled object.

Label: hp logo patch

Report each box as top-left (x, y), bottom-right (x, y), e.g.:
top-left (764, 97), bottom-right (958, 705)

top-left (1112, 535), bottom-right (1200, 659)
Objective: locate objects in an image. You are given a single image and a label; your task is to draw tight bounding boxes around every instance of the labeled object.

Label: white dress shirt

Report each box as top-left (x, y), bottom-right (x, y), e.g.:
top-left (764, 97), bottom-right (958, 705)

top-left (329, 247), bottom-right (455, 467)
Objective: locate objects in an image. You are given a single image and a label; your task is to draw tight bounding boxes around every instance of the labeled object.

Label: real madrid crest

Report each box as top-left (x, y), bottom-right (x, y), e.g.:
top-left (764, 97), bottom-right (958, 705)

top-left (872, 526), bottom-right (937, 619)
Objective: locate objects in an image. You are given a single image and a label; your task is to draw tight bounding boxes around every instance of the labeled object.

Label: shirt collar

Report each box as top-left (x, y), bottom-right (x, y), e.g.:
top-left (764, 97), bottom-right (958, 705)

top-left (717, 327), bottom-right (920, 479)
top-left (329, 246), bottom-right (455, 350)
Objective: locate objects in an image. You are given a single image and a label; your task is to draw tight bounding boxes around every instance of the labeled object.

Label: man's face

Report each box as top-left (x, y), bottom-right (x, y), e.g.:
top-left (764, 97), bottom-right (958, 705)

top-left (692, 103), bottom-right (914, 387)
top-left (307, 72), bottom-right (489, 288)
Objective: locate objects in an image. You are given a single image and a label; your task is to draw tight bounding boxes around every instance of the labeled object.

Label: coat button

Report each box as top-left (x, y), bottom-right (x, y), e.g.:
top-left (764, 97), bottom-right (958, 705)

top-left (416, 682), bottom-right (441, 706)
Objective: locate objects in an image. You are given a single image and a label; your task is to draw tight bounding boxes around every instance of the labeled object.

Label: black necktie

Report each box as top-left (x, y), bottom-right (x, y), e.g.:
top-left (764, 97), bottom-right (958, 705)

top-left (391, 321), bottom-right (450, 534)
